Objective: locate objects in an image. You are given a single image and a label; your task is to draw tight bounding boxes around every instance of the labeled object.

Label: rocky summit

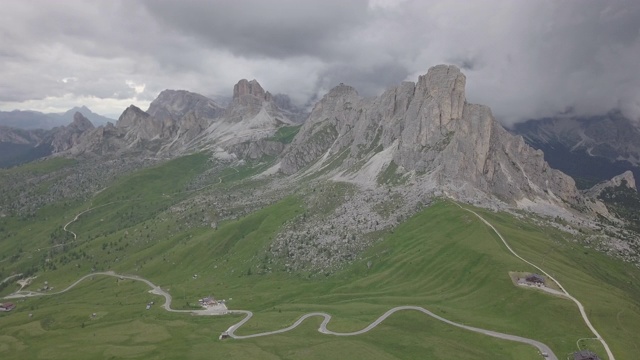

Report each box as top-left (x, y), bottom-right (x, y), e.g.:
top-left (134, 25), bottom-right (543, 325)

top-left (279, 65), bottom-right (580, 210)
top-left (56, 79), bottom-right (302, 159)
top-left (5, 64), bottom-right (636, 232)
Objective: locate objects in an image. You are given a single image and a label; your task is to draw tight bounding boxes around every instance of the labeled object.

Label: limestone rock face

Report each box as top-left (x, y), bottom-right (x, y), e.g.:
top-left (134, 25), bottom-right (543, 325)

top-left (225, 79), bottom-right (284, 125)
top-left (233, 79), bottom-right (272, 102)
top-left (229, 140), bottom-right (285, 160)
top-left (48, 112), bottom-right (95, 152)
top-left (148, 89), bottom-right (224, 124)
top-left (65, 79), bottom-right (299, 159)
top-left (279, 64), bottom-right (581, 206)
top-left (586, 171), bottom-right (637, 198)
top-left (280, 84), bottom-right (360, 174)
top-left (68, 105), bottom-right (160, 156)
top-left (70, 112), bottom-right (95, 132)
top-left (69, 122), bottom-right (128, 156)
top-left (116, 105), bottom-right (161, 142)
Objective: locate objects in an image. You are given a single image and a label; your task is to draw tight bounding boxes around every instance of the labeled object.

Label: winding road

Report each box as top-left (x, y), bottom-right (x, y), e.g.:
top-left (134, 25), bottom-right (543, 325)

top-left (456, 204), bottom-right (615, 360)
top-left (8, 200), bottom-right (613, 359)
top-left (3, 271), bottom-right (227, 315)
top-left (3, 269), bottom-right (558, 359)
top-left (226, 307), bottom-right (557, 359)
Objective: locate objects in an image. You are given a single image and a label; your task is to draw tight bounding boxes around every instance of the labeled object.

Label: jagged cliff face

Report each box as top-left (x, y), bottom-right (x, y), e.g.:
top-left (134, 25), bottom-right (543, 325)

top-left (47, 112), bottom-right (95, 153)
top-left (280, 65), bottom-right (580, 206)
top-left (67, 79), bottom-right (300, 159)
top-left (148, 89), bottom-right (225, 122)
top-left (586, 170), bottom-right (637, 198)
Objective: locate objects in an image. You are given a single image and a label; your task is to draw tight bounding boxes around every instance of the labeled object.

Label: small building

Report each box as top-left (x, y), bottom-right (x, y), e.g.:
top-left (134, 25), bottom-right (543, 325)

top-left (525, 274), bottom-right (545, 284)
top-left (199, 296), bottom-right (217, 307)
top-left (0, 303), bottom-right (15, 312)
top-left (219, 331), bottom-right (230, 340)
top-left (573, 350), bottom-right (601, 360)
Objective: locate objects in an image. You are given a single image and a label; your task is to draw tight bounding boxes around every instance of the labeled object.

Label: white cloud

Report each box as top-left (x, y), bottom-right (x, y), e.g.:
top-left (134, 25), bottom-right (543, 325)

top-left (0, 0), bottom-right (638, 125)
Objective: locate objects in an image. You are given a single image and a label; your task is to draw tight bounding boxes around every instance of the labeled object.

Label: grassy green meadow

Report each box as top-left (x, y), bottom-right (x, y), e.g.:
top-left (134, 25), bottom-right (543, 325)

top-left (1, 155), bottom-right (639, 359)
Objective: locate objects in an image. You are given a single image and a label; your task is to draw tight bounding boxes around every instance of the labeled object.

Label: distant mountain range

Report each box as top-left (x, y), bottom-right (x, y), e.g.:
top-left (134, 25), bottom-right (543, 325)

top-left (2, 66), bottom-right (639, 218)
top-left (0, 82), bottom-right (308, 168)
top-left (511, 112), bottom-right (640, 189)
top-left (2, 64), bottom-right (639, 270)
top-left (0, 106), bottom-right (114, 130)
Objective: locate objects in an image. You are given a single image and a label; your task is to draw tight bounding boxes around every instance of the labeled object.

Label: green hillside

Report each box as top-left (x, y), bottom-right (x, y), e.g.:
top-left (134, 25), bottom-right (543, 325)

top-left (1, 155), bottom-right (639, 359)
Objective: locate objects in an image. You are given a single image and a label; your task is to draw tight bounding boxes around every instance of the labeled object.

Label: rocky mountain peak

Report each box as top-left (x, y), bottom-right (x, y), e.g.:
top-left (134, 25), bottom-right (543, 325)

top-left (418, 64), bottom-right (466, 123)
top-left (147, 89), bottom-right (224, 122)
top-left (233, 79), bottom-right (272, 102)
top-left (45, 112), bottom-right (96, 153)
top-left (116, 105), bottom-right (150, 128)
top-left (70, 112), bottom-right (95, 132)
top-left (587, 171), bottom-right (637, 198)
top-left (280, 64), bottom-right (581, 210)
top-left (616, 170), bottom-right (637, 190)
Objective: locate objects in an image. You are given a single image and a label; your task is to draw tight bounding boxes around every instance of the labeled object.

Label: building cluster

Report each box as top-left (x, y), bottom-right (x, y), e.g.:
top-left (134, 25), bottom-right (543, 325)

top-left (525, 274), bottom-right (545, 284)
top-left (517, 273), bottom-right (546, 287)
top-left (198, 296), bottom-right (220, 308)
top-left (0, 303), bottom-right (16, 312)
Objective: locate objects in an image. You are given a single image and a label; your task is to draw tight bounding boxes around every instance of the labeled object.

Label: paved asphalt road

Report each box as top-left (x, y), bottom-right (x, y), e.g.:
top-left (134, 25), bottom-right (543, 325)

top-left (225, 307), bottom-right (557, 360)
top-left (456, 204), bottom-right (615, 360)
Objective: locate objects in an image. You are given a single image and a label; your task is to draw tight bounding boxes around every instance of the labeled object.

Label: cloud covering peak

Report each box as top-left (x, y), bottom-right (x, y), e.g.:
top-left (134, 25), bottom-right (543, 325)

top-left (0, 0), bottom-right (638, 125)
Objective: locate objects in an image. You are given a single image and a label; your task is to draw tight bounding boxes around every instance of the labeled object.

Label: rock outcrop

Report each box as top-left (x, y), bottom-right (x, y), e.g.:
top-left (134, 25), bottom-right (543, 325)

top-left (147, 89), bottom-right (224, 125)
top-left (64, 79), bottom-right (302, 160)
top-left (233, 79), bottom-right (272, 102)
top-left (280, 64), bottom-right (581, 206)
top-left (48, 112), bottom-right (95, 152)
top-left (586, 171), bottom-right (637, 198)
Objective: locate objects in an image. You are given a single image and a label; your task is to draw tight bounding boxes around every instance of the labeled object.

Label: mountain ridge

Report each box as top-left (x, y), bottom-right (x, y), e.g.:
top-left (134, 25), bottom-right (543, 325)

top-left (277, 65), bottom-right (581, 213)
top-left (512, 112), bottom-right (640, 188)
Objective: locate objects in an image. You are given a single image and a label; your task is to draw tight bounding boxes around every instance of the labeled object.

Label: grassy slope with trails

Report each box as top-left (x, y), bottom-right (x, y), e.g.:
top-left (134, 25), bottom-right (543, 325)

top-left (0, 155), bottom-right (639, 359)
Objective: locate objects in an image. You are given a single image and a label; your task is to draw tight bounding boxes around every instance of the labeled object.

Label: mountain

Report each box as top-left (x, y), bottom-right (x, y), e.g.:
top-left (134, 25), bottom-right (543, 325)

top-left (0, 106), bottom-right (114, 130)
top-left (68, 80), bottom-right (301, 159)
top-left (586, 171), bottom-right (640, 233)
top-left (0, 113), bottom-right (95, 167)
top-left (46, 112), bottom-right (95, 153)
top-left (147, 90), bottom-right (225, 123)
top-left (512, 112), bottom-right (640, 189)
top-left (585, 170), bottom-right (636, 199)
top-left (278, 65), bottom-right (581, 211)
top-left (0, 110), bottom-right (65, 130)
top-left (272, 93), bottom-right (308, 124)
top-left (0, 126), bottom-right (48, 167)
top-left (60, 106), bottom-right (114, 127)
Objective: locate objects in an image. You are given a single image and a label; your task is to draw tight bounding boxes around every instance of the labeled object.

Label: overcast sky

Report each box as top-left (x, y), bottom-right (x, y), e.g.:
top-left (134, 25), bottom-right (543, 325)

top-left (0, 0), bottom-right (638, 125)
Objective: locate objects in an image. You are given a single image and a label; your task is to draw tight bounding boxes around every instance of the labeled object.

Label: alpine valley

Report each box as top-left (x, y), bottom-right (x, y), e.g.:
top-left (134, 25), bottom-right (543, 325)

top-left (1, 65), bottom-right (639, 360)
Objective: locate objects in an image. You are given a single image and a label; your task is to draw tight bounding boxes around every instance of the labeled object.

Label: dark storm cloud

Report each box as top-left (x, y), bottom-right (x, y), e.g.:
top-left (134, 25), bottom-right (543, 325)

top-left (0, 0), bottom-right (639, 125)
top-left (140, 0), bottom-right (370, 60)
top-left (317, 62), bottom-right (411, 99)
